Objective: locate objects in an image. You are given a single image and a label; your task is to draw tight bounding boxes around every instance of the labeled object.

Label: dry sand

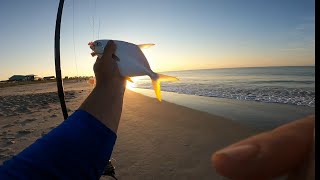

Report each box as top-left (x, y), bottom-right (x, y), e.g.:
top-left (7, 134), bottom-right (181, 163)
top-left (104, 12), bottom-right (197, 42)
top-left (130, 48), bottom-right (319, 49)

top-left (0, 81), bottom-right (259, 179)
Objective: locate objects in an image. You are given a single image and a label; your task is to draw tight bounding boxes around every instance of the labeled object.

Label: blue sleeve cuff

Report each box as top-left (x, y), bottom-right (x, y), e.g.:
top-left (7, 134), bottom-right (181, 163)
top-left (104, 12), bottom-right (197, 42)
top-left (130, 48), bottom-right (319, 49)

top-left (0, 110), bottom-right (117, 179)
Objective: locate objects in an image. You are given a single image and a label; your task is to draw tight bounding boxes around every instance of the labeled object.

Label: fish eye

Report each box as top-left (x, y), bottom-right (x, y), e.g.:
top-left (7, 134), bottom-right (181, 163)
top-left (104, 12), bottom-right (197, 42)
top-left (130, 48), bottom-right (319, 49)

top-left (96, 42), bottom-right (101, 46)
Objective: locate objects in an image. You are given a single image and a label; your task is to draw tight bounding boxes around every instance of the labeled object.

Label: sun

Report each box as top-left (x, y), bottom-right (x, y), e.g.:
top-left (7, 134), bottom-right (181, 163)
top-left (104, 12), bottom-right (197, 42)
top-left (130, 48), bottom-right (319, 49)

top-left (125, 77), bottom-right (143, 90)
top-left (126, 79), bottom-right (136, 90)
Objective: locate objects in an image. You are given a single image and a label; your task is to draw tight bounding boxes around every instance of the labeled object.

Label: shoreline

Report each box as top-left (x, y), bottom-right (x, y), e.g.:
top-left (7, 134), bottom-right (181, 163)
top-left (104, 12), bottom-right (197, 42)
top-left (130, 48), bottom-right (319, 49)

top-left (131, 88), bottom-right (315, 131)
top-left (0, 81), bottom-right (314, 131)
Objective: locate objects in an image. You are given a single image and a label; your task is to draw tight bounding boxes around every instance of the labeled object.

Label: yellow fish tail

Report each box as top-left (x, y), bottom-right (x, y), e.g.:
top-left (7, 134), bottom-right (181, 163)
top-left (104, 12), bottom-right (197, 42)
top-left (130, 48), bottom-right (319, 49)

top-left (152, 74), bottom-right (179, 102)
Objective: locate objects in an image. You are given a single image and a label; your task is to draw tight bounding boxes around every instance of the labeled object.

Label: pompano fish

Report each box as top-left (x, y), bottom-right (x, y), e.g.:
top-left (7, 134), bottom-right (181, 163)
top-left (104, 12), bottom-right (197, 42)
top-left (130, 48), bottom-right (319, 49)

top-left (88, 39), bottom-right (178, 101)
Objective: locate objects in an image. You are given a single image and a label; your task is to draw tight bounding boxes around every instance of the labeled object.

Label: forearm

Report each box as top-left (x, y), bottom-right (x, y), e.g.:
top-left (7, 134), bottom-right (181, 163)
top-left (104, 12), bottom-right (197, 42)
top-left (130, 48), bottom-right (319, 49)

top-left (79, 78), bottom-right (126, 133)
top-left (0, 110), bottom-right (117, 179)
top-left (0, 79), bottom-right (126, 179)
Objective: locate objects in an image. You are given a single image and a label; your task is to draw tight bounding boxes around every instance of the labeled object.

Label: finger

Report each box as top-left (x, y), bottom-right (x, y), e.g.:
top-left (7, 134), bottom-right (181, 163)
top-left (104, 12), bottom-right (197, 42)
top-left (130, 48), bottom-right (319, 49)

top-left (212, 115), bottom-right (315, 180)
top-left (102, 40), bottom-right (116, 58)
top-left (110, 58), bottom-right (124, 79)
top-left (287, 128), bottom-right (315, 180)
top-left (94, 40), bottom-right (117, 71)
top-left (112, 54), bottom-right (120, 62)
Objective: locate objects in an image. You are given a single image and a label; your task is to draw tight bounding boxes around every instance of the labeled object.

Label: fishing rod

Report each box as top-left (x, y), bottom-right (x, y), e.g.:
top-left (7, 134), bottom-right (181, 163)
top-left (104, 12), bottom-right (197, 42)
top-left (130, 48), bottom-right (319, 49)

top-left (54, 0), bottom-right (68, 120)
top-left (54, 0), bottom-right (117, 178)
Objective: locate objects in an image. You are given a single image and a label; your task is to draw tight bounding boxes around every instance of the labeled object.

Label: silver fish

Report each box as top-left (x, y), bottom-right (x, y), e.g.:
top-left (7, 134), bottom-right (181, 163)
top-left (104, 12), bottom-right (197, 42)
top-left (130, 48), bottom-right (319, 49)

top-left (89, 39), bottom-right (178, 101)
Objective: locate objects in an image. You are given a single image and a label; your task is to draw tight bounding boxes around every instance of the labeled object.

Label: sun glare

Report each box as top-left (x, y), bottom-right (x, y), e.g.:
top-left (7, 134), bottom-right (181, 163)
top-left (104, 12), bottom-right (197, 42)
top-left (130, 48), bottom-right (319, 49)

top-left (126, 80), bottom-right (136, 89)
top-left (126, 77), bottom-right (143, 89)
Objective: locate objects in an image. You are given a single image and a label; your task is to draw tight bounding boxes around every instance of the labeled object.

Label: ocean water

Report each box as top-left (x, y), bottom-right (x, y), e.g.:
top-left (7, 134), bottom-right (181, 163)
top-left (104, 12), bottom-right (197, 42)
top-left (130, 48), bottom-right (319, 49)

top-left (133, 66), bottom-right (315, 107)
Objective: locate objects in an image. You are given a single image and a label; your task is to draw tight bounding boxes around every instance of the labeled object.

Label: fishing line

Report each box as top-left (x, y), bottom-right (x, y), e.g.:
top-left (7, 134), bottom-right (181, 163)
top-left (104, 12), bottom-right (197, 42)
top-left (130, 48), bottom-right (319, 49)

top-left (92, 16), bottom-right (95, 40)
top-left (88, 17), bottom-right (94, 41)
top-left (72, 0), bottom-right (79, 78)
top-left (91, 0), bottom-right (96, 40)
top-left (55, 0), bottom-right (117, 178)
top-left (87, 0), bottom-right (94, 41)
top-left (97, 17), bottom-right (101, 39)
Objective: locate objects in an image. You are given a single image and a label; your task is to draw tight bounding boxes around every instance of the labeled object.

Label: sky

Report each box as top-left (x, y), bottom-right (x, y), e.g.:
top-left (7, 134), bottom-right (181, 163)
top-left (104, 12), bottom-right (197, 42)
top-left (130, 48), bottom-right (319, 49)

top-left (0, 0), bottom-right (315, 80)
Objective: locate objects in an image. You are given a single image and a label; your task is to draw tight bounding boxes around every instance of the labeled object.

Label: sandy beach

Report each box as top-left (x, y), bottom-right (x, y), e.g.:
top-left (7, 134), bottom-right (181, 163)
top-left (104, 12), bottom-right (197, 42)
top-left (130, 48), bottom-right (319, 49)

top-left (0, 81), bottom-right (268, 179)
top-left (132, 88), bottom-right (315, 131)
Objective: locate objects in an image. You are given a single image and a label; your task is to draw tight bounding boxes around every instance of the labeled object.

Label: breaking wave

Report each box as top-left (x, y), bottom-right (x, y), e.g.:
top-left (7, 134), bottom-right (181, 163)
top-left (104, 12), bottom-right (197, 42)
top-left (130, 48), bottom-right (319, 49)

top-left (134, 66), bottom-right (315, 107)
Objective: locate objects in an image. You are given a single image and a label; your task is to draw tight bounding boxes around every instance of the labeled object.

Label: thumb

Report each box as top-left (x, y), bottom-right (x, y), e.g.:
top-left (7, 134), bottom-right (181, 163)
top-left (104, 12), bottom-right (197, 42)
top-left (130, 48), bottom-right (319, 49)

top-left (212, 115), bottom-right (314, 180)
top-left (102, 40), bottom-right (116, 58)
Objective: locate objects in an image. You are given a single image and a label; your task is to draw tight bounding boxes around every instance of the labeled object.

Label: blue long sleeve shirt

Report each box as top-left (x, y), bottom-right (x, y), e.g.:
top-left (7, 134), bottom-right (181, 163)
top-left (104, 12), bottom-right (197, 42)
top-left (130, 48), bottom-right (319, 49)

top-left (0, 110), bottom-right (117, 179)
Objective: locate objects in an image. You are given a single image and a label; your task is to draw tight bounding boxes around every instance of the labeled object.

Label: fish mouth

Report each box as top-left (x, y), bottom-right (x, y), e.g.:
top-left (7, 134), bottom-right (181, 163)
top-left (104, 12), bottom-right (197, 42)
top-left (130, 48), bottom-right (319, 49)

top-left (88, 42), bottom-right (95, 56)
top-left (88, 41), bottom-right (94, 48)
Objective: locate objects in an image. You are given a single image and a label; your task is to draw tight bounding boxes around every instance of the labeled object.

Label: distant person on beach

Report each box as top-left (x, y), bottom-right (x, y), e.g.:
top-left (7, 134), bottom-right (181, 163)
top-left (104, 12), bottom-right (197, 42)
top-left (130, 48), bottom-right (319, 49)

top-left (0, 41), bottom-right (315, 180)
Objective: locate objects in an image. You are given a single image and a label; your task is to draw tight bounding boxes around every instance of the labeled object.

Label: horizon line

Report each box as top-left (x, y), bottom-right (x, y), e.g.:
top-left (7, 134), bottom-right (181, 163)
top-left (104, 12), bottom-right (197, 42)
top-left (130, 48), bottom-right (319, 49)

top-left (157, 65), bottom-right (315, 73)
top-left (1, 65), bottom-right (315, 81)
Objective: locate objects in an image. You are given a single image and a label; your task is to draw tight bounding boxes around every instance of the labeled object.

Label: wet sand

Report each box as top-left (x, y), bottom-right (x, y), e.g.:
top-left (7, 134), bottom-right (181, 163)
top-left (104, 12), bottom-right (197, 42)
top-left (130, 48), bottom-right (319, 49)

top-left (132, 88), bottom-right (315, 131)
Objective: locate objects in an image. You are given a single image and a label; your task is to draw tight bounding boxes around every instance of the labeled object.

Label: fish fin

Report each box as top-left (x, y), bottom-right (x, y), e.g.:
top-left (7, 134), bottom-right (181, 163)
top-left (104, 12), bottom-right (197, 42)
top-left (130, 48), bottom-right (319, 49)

top-left (157, 74), bottom-right (179, 82)
top-left (152, 74), bottom-right (179, 102)
top-left (138, 44), bottom-right (155, 49)
top-left (152, 79), bottom-right (162, 102)
top-left (87, 77), bottom-right (96, 86)
top-left (126, 77), bottom-right (134, 83)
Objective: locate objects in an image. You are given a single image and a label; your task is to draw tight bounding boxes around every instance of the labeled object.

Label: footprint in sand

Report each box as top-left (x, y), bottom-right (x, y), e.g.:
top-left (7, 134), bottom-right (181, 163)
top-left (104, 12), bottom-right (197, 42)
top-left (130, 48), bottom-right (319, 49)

top-left (0, 148), bottom-right (14, 161)
top-left (20, 118), bottom-right (37, 126)
top-left (5, 129), bottom-right (34, 140)
top-left (0, 148), bottom-right (12, 153)
top-left (6, 140), bottom-right (15, 145)
top-left (1, 130), bottom-right (12, 136)
top-left (1, 124), bottom-right (14, 128)
top-left (20, 137), bottom-right (29, 140)
top-left (0, 154), bottom-right (12, 160)
top-left (17, 129), bottom-right (34, 136)
top-left (2, 135), bottom-right (15, 140)
top-left (2, 134), bottom-right (16, 146)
